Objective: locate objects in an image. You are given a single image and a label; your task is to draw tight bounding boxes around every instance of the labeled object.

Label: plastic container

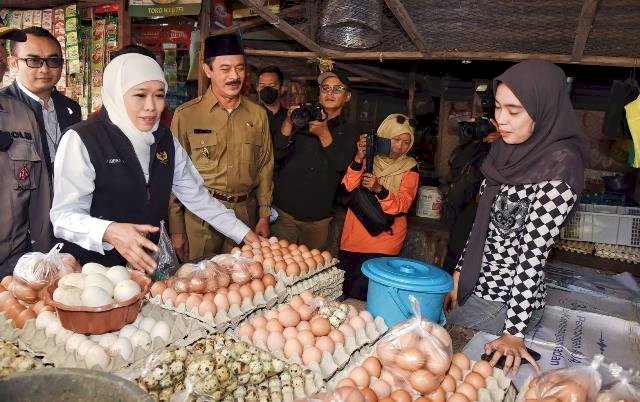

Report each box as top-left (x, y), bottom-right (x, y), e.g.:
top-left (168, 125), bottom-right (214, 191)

top-left (361, 257), bottom-right (452, 328)
top-left (42, 270), bottom-right (151, 334)
top-left (560, 203), bottom-right (640, 247)
top-left (416, 186), bottom-right (443, 219)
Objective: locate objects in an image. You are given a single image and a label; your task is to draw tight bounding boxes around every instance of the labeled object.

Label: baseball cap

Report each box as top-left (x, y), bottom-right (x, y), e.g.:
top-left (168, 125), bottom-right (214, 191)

top-left (0, 26), bottom-right (27, 42)
top-left (317, 69), bottom-right (351, 90)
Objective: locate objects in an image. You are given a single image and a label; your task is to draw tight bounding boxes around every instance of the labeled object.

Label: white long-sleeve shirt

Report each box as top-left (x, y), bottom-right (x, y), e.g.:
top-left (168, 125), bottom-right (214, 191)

top-left (50, 129), bottom-right (250, 255)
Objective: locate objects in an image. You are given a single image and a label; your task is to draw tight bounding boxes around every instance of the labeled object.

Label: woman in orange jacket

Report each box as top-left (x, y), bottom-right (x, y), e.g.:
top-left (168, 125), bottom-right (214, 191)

top-left (339, 114), bottom-right (420, 300)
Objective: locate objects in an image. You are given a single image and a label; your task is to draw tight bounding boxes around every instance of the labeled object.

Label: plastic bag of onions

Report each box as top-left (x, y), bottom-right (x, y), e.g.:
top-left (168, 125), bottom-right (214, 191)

top-left (524, 355), bottom-right (604, 402)
top-left (11, 243), bottom-right (77, 302)
top-left (374, 295), bottom-right (453, 395)
top-left (595, 363), bottom-right (640, 402)
top-left (210, 253), bottom-right (261, 284)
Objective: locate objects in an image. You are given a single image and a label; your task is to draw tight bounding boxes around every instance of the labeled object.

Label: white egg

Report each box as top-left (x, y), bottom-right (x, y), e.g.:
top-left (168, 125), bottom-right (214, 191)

top-left (59, 272), bottom-right (86, 288)
top-left (85, 344), bottom-right (110, 369)
top-left (130, 330), bottom-right (151, 349)
top-left (81, 286), bottom-right (113, 307)
top-left (55, 329), bottom-right (73, 346)
top-left (138, 317), bottom-right (156, 333)
top-left (132, 315), bottom-right (143, 327)
top-left (106, 266), bottom-right (130, 285)
top-left (45, 320), bottom-right (62, 337)
top-left (76, 340), bottom-right (97, 360)
top-left (97, 333), bottom-right (119, 350)
top-left (84, 274), bottom-right (114, 295)
top-left (119, 324), bottom-right (138, 339)
top-left (65, 333), bottom-right (88, 353)
top-left (113, 280), bottom-right (141, 303)
top-left (53, 286), bottom-right (83, 306)
top-left (150, 321), bottom-right (171, 343)
top-left (89, 334), bottom-right (103, 342)
top-left (35, 311), bottom-right (57, 329)
top-left (82, 262), bottom-right (107, 275)
top-left (109, 337), bottom-right (133, 360)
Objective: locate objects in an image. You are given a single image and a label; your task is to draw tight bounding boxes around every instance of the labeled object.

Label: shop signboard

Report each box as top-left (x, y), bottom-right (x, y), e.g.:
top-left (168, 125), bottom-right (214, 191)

top-left (128, 0), bottom-right (201, 17)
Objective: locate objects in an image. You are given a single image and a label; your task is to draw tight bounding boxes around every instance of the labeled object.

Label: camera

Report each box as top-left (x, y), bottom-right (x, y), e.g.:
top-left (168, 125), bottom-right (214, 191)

top-left (457, 82), bottom-right (496, 139)
top-left (365, 132), bottom-right (392, 173)
top-left (291, 102), bottom-right (325, 129)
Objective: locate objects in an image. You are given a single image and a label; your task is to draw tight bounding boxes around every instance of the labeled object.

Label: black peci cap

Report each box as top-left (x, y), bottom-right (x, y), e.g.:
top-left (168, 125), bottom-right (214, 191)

top-left (204, 34), bottom-right (244, 59)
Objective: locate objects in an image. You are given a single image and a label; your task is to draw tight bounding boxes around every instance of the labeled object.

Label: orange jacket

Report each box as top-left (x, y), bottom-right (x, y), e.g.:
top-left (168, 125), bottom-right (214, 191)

top-left (339, 164), bottom-right (419, 255)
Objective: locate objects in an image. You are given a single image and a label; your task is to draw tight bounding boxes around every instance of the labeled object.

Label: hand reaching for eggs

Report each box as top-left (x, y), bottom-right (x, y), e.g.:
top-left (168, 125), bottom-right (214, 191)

top-left (484, 333), bottom-right (541, 376)
top-left (103, 223), bottom-right (159, 274)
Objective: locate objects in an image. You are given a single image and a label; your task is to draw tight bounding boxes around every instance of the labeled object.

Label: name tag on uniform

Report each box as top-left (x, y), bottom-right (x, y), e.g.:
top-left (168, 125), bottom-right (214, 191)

top-left (193, 129), bottom-right (212, 134)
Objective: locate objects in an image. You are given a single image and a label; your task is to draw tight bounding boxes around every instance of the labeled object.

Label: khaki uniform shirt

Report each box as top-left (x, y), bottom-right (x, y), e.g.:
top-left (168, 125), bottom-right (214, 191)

top-left (0, 95), bottom-right (52, 275)
top-left (168, 87), bottom-right (274, 234)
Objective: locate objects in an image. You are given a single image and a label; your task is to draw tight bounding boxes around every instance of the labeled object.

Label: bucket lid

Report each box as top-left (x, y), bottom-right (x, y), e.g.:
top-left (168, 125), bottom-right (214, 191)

top-left (361, 257), bottom-right (452, 293)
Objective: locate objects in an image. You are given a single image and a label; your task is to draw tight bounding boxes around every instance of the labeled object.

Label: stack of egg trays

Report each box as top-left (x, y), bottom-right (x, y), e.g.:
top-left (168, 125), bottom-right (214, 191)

top-left (17, 302), bottom-right (207, 372)
top-left (146, 279), bottom-right (288, 332)
top-left (286, 267), bottom-right (344, 301)
top-left (264, 258), bottom-right (339, 288)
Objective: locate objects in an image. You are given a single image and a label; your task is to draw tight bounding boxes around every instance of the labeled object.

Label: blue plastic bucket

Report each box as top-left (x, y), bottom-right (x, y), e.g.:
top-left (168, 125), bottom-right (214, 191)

top-left (362, 257), bottom-right (453, 328)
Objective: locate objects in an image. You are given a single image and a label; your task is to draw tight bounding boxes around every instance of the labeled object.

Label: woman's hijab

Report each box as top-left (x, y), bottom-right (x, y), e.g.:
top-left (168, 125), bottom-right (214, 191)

top-left (372, 113), bottom-right (417, 194)
top-left (457, 60), bottom-right (589, 304)
top-left (101, 53), bottom-right (167, 182)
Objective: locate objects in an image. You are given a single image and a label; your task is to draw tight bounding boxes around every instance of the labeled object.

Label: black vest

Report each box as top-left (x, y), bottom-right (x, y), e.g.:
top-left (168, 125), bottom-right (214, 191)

top-left (62, 109), bottom-right (175, 266)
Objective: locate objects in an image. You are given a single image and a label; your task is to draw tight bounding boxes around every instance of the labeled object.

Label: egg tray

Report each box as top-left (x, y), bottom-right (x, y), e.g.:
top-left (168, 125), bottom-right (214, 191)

top-left (235, 312), bottom-right (388, 381)
top-left (285, 267), bottom-right (345, 300)
top-left (145, 280), bottom-right (288, 333)
top-left (16, 302), bottom-right (208, 373)
top-left (0, 312), bottom-right (24, 343)
top-left (264, 258), bottom-right (339, 288)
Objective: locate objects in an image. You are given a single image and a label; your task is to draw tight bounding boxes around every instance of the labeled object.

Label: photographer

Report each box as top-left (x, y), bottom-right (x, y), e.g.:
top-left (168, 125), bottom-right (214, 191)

top-left (271, 70), bottom-right (360, 249)
top-left (339, 114), bottom-right (420, 300)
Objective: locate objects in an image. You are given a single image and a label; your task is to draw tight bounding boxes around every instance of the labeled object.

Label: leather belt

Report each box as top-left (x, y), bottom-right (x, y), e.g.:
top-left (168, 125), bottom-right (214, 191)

top-left (209, 190), bottom-right (249, 203)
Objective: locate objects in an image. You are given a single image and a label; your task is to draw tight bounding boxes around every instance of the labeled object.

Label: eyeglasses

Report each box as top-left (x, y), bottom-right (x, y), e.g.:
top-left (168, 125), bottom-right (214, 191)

top-left (320, 84), bottom-right (347, 94)
top-left (17, 57), bottom-right (64, 69)
top-left (396, 114), bottom-right (417, 127)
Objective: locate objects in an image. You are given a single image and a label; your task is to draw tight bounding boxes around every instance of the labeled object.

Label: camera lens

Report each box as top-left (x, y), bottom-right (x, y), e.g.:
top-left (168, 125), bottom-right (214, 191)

top-left (291, 107), bottom-right (310, 128)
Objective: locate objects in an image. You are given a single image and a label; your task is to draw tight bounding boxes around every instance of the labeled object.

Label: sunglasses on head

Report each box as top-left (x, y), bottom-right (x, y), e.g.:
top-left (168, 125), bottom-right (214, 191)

top-left (395, 114), bottom-right (417, 127)
top-left (17, 57), bottom-right (64, 69)
top-left (320, 84), bottom-right (347, 94)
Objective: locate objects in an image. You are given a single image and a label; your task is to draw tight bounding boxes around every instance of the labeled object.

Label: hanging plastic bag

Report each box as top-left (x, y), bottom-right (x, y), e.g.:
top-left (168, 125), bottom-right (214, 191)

top-left (151, 221), bottom-right (179, 281)
top-left (11, 243), bottom-right (76, 303)
top-left (524, 354), bottom-right (605, 402)
top-left (374, 294), bottom-right (452, 395)
top-left (596, 363), bottom-right (640, 402)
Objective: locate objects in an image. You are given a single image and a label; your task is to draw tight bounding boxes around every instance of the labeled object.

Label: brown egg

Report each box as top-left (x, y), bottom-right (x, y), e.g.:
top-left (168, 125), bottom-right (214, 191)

top-left (213, 293), bottom-right (230, 311)
top-left (174, 291), bottom-right (188, 307)
top-left (361, 388), bottom-right (378, 402)
top-left (283, 327), bottom-right (298, 340)
top-left (395, 347), bottom-right (425, 371)
top-left (252, 327), bottom-right (269, 345)
top-left (424, 349), bottom-right (452, 375)
top-left (278, 308), bottom-right (301, 328)
top-left (287, 244), bottom-right (298, 252)
top-left (215, 272), bottom-right (230, 289)
top-left (362, 356), bottom-right (382, 378)
top-left (237, 323), bottom-right (255, 339)
top-left (389, 390), bottom-right (411, 402)
top-left (283, 338), bottom-right (303, 359)
top-left (202, 292), bottom-right (215, 303)
top-left (227, 290), bottom-right (242, 305)
top-left (310, 317), bottom-right (331, 337)
top-left (376, 342), bottom-right (398, 366)
top-left (448, 363), bottom-right (463, 381)
top-left (176, 263), bottom-right (196, 278)
top-left (328, 329), bottom-right (346, 345)
top-left (285, 262), bottom-right (300, 277)
top-left (298, 261), bottom-right (309, 274)
top-left (0, 291), bottom-right (14, 310)
top-left (278, 239), bottom-right (290, 248)
top-left (274, 260), bottom-right (287, 273)
top-left (266, 318), bottom-right (284, 332)
top-left (456, 383), bottom-right (478, 402)
top-left (31, 300), bottom-right (47, 315)
top-left (297, 330), bottom-right (316, 347)
top-left (189, 277), bottom-right (206, 293)
top-left (371, 377), bottom-right (392, 398)
top-left (337, 378), bottom-right (358, 388)
top-left (248, 262), bottom-right (263, 279)
top-left (321, 251), bottom-right (333, 263)
top-left (298, 304), bottom-right (315, 321)
top-left (1, 276), bottom-right (13, 288)
top-left (238, 284), bottom-right (254, 300)
top-left (409, 369), bottom-right (441, 394)
top-left (262, 273), bottom-right (276, 288)
top-left (349, 366), bottom-right (370, 388)
top-left (304, 258), bottom-right (316, 270)
top-left (10, 281), bottom-right (38, 304)
top-left (472, 360), bottom-right (493, 378)
top-left (252, 315), bottom-right (268, 328)
top-left (240, 250), bottom-right (253, 259)
top-left (313, 254), bottom-right (325, 266)
top-left (296, 320), bottom-right (311, 331)
top-left (451, 352), bottom-right (471, 371)
top-left (249, 278), bottom-right (265, 294)
top-left (271, 249), bottom-right (283, 257)
top-left (448, 394), bottom-right (470, 402)
top-left (424, 387), bottom-right (446, 402)
top-left (14, 308), bottom-right (36, 329)
top-left (302, 346), bottom-right (322, 365)
top-left (241, 244), bottom-right (252, 252)
top-left (293, 255), bottom-right (304, 263)
top-left (161, 288), bottom-right (178, 305)
top-left (185, 294), bottom-right (202, 312)
top-left (315, 336), bottom-right (335, 354)
top-left (150, 281), bottom-right (166, 298)
top-left (262, 257), bottom-right (275, 270)
top-left (6, 300), bottom-right (25, 320)
top-left (172, 278), bottom-right (190, 293)
top-left (252, 254), bottom-right (264, 263)
top-left (441, 375), bottom-right (457, 393)
top-left (430, 325), bottom-right (452, 348)
top-left (198, 300), bottom-right (217, 317)
top-left (464, 371), bottom-right (486, 389)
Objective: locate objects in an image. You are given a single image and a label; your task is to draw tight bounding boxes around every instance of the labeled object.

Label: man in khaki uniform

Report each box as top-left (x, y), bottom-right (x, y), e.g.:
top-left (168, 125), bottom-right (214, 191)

top-left (169, 34), bottom-right (273, 261)
top-left (0, 26), bottom-right (52, 277)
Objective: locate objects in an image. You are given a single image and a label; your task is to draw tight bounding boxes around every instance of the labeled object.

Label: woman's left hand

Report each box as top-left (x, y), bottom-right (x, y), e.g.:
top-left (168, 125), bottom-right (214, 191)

top-left (362, 173), bottom-right (382, 193)
top-left (484, 333), bottom-right (541, 375)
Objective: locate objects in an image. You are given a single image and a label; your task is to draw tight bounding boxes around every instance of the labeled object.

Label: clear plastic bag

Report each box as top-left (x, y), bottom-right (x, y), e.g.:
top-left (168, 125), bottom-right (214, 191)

top-left (121, 346), bottom-right (189, 401)
top-left (151, 221), bottom-right (179, 281)
top-left (525, 354), bottom-right (605, 402)
top-left (11, 243), bottom-right (75, 303)
top-left (210, 253), bottom-right (257, 285)
top-left (169, 259), bottom-right (225, 294)
top-left (596, 364), bottom-right (640, 402)
top-left (374, 294), bottom-right (452, 395)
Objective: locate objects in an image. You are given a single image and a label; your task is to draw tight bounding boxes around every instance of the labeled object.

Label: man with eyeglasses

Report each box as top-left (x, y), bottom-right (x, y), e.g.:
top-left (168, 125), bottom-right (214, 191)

top-left (0, 26), bottom-right (53, 277)
top-left (0, 27), bottom-right (81, 176)
top-left (271, 70), bottom-right (361, 250)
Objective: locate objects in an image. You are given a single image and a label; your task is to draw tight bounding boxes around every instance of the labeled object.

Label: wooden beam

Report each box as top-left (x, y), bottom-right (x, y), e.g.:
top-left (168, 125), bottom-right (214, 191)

top-left (236, 0), bottom-right (325, 54)
top-left (210, 5), bottom-right (304, 36)
top-left (116, 0), bottom-right (130, 50)
top-left (335, 62), bottom-right (406, 89)
top-left (383, 0), bottom-right (429, 53)
top-left (571, 0), bottom-right (601, 62)
top-left (407, 63), bottom-right (416, 117)
top-left (198, 0), bottom-right (211, 96)
top-left (244, 48), bottom-right (640, 67)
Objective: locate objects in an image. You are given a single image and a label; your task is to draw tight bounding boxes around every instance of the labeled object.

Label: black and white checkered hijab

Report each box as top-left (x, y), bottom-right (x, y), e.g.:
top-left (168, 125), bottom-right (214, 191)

top-left (457, 60), bottom-right (589, 304)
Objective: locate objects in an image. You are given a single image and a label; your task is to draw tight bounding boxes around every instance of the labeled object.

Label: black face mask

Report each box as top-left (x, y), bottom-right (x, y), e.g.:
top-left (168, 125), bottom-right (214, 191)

top-left (258, 86), bottom-right (279, 105)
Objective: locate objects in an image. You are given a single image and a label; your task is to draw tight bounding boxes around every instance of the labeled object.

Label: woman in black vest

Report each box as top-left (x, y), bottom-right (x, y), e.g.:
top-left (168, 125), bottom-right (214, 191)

top-left (50, 53), bottom-right (258, 272)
